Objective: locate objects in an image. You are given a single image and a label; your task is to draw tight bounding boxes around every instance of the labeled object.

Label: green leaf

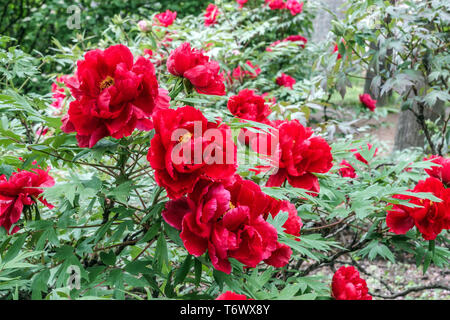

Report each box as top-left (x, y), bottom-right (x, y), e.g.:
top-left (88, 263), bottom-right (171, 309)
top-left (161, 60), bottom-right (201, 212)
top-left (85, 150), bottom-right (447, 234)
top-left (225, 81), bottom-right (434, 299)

top-left (154, 233), bottom-right (168, 272)
top-left (100, 250), bottom-right (117, 266)
top-left (3, 234), bottom-right (27, 263)
top-left (174, 255), bottom-right (192, 286)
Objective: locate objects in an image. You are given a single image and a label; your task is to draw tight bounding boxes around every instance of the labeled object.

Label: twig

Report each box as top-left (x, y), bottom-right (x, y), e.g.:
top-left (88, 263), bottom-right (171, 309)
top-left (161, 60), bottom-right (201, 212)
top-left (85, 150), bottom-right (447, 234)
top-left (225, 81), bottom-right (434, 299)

top-left (370, 284), bottom-right (450, 299)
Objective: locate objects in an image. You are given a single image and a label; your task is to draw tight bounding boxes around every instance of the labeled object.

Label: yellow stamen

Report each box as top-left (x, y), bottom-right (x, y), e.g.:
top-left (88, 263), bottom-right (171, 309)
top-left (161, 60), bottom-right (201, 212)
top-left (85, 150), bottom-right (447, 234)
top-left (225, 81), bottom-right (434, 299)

top-left (178, 132), bottom-right (193, 143)
top-left (100, 76), bottom-right (115, 91)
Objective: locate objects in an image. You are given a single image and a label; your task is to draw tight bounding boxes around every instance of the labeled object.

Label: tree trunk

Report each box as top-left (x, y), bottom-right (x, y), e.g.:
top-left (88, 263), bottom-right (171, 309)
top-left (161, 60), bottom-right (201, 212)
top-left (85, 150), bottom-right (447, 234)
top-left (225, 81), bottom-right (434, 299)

top-left (394, 89), bottom-right (445, 152)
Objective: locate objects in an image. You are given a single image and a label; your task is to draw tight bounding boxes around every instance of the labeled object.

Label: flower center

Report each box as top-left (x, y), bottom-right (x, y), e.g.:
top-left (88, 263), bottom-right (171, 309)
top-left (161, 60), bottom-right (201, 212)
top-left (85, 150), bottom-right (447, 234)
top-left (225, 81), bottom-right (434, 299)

top-left (178, 132), bottom-right (193, 143)
top-left (100, 76), bottom-right (115, 91)
top-left (229, 201), bottom-right (236, 210)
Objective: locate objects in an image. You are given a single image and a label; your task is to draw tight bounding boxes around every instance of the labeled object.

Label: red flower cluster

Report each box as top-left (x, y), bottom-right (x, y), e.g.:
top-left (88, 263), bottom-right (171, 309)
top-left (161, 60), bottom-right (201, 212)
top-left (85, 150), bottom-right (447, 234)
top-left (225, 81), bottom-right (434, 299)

top-left (155, 9), bottom-right (177, 27)
top-left (266, 0), bottom-right (303, 15)
top-left (359, 93), bottom-right (377, 112)
top-left (276, 73), bottom-right (296, 89)
top-left (147, 106), bottom-right (237, 199)
top-left (232, 61), bottom-right (261, 81)
top-left (228, 89), bottom-right (271, 122)
top-left (424, 155), bottom-right (450, 186)
top-left (61, 44), bottom-right (169, 148)
top-left (339, 160), bottom-right (357, 178)
top-left (387, 177), bottom-right (450, 240)
top-left (266, 35), bottom-right (307, 52)
top-left (236, 0), bottom-right (248, 9)
top-left (51, 75), bottom-right (70, 109)
top-left (167, 42), bottom-right (226, 96)
top-left (253, 120), bottom-right (333, 194)
top-left (216, 291), bottom-right (252, 300)
top-left (266, 0), bottom-right (286, 10)
top-left (205, 4), bottom-right (220, 27)
top-left (0, 168), bottom-right (54, 234)
top-left (162, 176), bottom-right (302, 273)
top-left (228, 90), bottom-right (273, 146)
top-left (286, 0), bottom-right (303, 15)
top-left (332, 266), bottom-right (372, 300)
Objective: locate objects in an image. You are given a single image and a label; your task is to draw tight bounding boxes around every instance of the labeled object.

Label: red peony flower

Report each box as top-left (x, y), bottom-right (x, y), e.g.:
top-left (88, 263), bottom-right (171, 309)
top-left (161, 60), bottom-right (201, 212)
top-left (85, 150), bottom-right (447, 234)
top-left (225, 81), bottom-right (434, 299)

top-left (61, 44), bottom-right (169, 148)
top-left (286, 0), bottom-right (303, 15)
top-left (266, 0), bottom-right (286, 10)
top-left (154, 9), bottom-right (177, 27)
top-left (254, 120), bottom-right (333, 194)
top-left (351, 143), bottom-right (378, 165)
top-left (276, 73), bottom-right (296, 89)
top-left (332, 266), bottom-right (372, 300)
top-left (147, 106), bottom-right (237, 199)
top-left (216, 291), bottom-right (252, 300)
top-left (167, 42), bottom-right (226, 96)
top-left (386, 177), bottom-right (450, 240)
top-left (0, 168), bottom-right (54, 234)
top-left (162, 176), bottom-right (298, 273)
top-left (359, 93), bottom-right (377, 112)
top-left (267, 198), bottom-right (303, 239)
top-left (424, 155), bottom-right (450, 186)
top-left (228, 89), bottom-right (271, 122)
top-left (284, 35), bottom-right (308, 47)
top-left (338, 160), bottom-right (357, 178)
top-left (236, 0), bottom-right (248, 9)
top-left (386, 195), bottom-right (416, 235)
top-left (205, 4), bottom-right (220, 27)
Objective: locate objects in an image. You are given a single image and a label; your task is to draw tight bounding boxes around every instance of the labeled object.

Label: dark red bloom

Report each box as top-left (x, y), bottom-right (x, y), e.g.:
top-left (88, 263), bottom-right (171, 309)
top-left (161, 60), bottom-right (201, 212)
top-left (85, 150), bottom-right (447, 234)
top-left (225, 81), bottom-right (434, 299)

top-left (276, 73), bottom-right (296, 89)
top-left (386, 177), bottom-right (450, 240)
top-left (167, 43), bottom-right (209, 76)
top-left (254, 120), bottom-right (333, 194)
top-left (216, 291), bottom-right (252, 300)
top-left (236, 0), bottom-right (248, 9)
top-left (162, 177), bottom-right (298, 273)
top-left (228, 89), bottom-right (271, 122)
top-left (286, 0), bottom-right (303, 15)
top-left (359, 93), bottom-right (377, 112)
top-left (61, 44), bottom-right (169, 148)
top-left (284, 35), bottom-right (308, 47)
top-left (332, 266), bottom-right (372, 300)
top-left (351, 144), bottom-right (378, 165)
top-left (267, 199), bottom-right (303, 238)
top-left (266, 0), bottom-right (286, 10)
top-left (386, 195), bottom-right (416, 235)
top-left (0, 168), bottom-right (54, 234)
top-left (205, 4), bottom-right (219, 27)
top-left (167, 42), bottom-right (226, 96)
top-left (424, 155), bottom-right (450, 186)
top-left (339, 160), bottom-right (357, 178)
top-left (147, 106), bottom-right (237, 199)
top-left (154, 9), bottom-right (177, 27)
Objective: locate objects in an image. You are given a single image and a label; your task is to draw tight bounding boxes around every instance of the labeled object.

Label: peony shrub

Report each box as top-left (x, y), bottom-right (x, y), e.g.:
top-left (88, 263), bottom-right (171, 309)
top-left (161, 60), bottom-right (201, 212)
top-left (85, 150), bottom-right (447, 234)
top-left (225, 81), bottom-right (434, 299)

top-left (0, 0), bottom-right (448, 301)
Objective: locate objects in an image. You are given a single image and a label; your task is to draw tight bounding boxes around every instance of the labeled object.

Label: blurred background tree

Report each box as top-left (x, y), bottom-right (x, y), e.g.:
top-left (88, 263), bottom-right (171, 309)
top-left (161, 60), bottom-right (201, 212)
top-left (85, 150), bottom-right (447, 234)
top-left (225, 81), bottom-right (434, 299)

top-left (0, 0), bottom-right (205, 55)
